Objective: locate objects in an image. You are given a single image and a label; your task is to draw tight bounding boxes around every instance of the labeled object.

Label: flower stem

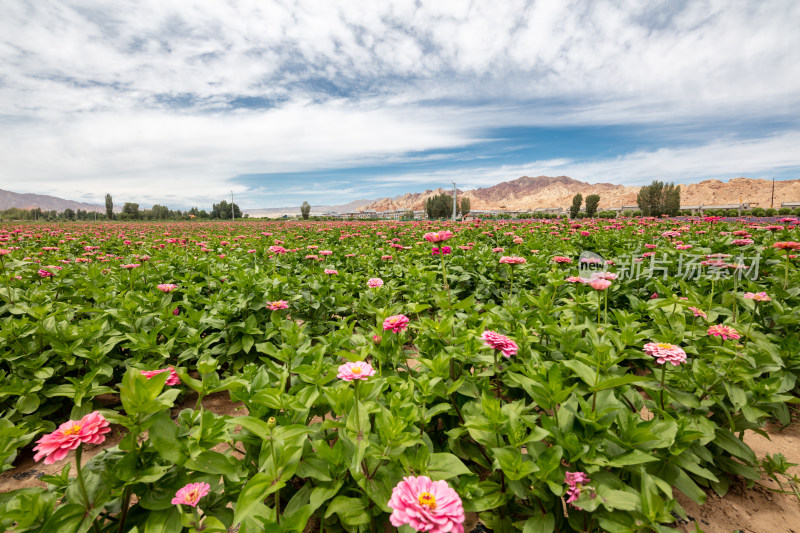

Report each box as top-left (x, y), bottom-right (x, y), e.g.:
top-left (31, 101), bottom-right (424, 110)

top-left (659, 364), bottom-right (667, 411)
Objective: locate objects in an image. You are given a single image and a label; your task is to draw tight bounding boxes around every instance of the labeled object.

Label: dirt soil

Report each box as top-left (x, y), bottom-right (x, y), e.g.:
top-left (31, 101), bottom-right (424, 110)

top-left (3, 394), bottom-right (799, 532)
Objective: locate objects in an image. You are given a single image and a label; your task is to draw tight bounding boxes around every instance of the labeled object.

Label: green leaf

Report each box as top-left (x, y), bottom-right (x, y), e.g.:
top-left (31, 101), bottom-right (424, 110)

top-left (144, 507), bottom-right (181, 533)
top-left (522, 512), bottom-right (555, 533)
top-left (713, 429), bottom-right (756, 463)
top-left (427, 452), bottom-right (472, 480)
top-left (234, 472), bottom-right (283, 525)
top-left (590, 374), bottom-right (651, 392)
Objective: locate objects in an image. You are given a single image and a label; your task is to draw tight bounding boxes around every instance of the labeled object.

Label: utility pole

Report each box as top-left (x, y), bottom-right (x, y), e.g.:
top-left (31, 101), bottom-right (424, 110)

top-left (770, 178), bottom-right (775, 210)
top-left (452, 181), bottom-right (457, 221)
top-left (231, 190), bottom-right (235, 222)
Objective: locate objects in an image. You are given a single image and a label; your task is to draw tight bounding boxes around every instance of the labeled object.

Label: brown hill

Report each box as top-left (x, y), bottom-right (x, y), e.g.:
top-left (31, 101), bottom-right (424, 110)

top-left (360, 176), bottom-right (800, 212)
top-left (0, 189), bottom-right (109, 213)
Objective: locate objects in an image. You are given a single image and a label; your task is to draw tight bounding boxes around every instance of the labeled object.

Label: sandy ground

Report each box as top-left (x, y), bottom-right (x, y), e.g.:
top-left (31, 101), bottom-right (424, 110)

top-left (2, 394), bottom-right (799, 532)
top-left (674, 423), bottom-right (800, 533)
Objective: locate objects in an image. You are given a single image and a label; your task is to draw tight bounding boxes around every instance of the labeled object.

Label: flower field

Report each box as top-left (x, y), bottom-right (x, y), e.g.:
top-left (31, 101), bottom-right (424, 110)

top-left (0, 216), bottom-right (799, 533)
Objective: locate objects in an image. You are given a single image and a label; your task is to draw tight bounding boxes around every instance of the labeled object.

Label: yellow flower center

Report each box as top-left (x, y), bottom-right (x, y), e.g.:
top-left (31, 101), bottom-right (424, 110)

top-left (418, 492), bottom-right (437, 509)
top-left (63, 424), bottom-right (82, 436)
top-left (656, 343), bottom-right (673, 350)
top-left (352, 365), bottom-right (362, 374)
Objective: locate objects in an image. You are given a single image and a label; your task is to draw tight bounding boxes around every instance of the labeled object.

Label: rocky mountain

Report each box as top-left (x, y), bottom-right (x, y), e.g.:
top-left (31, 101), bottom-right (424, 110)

top-left (0, 189), bottom-right (107, 212)
top-left (360, 176), bottom-right (800, 212)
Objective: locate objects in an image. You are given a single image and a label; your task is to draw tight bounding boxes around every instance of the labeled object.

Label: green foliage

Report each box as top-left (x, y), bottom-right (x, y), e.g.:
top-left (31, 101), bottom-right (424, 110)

top-left (570, 193), bottom-right (583, 219)
top-left (105, 193), bottom-right (113, 220)
top-left (585, 194), bottom-right (601, 217)
top-left (426, 193), bottom-right (454, 219)
top-left (636, 180), bottom-right (681, 217)
top-left (211, 200), bottom-right (242, 220)
top-left (0, 217), bottom-right (798, 532)
top-left (460, 197), bottom-right (471, 218)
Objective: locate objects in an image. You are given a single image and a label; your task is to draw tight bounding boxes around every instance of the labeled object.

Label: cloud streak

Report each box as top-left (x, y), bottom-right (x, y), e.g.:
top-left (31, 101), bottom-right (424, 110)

top-left (0, 0), bottom-right (798, 208)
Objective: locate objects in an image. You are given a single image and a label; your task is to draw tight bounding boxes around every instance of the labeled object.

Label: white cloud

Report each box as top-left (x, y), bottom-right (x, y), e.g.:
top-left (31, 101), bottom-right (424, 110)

top-left (370, 131), bottom-right (800, 190)
top-left (0, 0), bottom-right (799, 207)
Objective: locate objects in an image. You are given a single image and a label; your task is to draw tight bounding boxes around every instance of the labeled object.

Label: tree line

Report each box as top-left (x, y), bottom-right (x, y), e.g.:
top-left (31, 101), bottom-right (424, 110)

top-left (0, 194), bottom-right (248, 222)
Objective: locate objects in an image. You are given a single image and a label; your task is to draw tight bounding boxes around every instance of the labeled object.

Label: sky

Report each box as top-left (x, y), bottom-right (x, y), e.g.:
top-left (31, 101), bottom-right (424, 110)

top-left (1, 0), bottom-right (799, 210)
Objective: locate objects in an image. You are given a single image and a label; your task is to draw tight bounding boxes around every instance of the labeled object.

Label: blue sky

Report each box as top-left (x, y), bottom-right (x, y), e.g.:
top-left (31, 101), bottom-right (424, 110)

top-left (1, 0), bottom-right (799, 210)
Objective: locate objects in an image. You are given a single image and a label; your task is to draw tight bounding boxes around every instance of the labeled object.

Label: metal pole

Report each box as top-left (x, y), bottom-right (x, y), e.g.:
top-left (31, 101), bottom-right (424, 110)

top-left (770, 178), bottom-right (775, 210)
top-left (452, 181), bottom-right (457, 221)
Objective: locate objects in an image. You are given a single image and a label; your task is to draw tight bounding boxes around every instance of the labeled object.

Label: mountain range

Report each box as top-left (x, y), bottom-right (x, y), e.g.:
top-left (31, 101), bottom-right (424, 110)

top-left (359, 176), bottom-right (800, 212)
top-left (3, 176), bottom-right (799, 217)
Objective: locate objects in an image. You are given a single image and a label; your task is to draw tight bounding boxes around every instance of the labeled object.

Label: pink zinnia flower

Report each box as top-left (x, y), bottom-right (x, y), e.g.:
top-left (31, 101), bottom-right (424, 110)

top-left (552, 256), bottom-right (572, 263)
top-left (707, 324), bottom-right (741, 340)
top-left (120, 264), bottom-right (140, 269)
top-left (423, 231), bottom-right (454, 243)
top-left (688, 307), bottom-right (707, 319)
top-left (171, 482), bottom-right (211, 507)
top-left (383, 314), bottom-right (410, 333)
top-left (267, 300), bottom-right (289, 310)
top-left (743, 292), bottom-right (771, 302)
top-left (564, 471), bottom-right (591, 505)
top-left (157, 283), bottom-right (178, 293)
top-left (588, 278), bottom-right (612, 291)
top-left (141, 367), bottom-right (181, 386)
top-left (643, 342), bottom-right (687, 366)
top-left (337, 361), bottom-right (375, 381)
top-left (481, 330), bottom-right (518, 357)
top-left (324, 269), bottom-right (339, 275)
top-left (388, 476), bottom-right (465, 533)
top-left (565, 276), bottom-right (588, 283)
top-left (38, 269), bottom-right (54, 278)
top-left (367, 277), bottom-right (384, 288)
top-left (499, 256), bottom-right (526, 264)
top-left (33, 411), bottom-right (111, 465)
top-left (269, 245), bottom-right (288, 254)
top-left (773, 241), bottom-right (800, 250)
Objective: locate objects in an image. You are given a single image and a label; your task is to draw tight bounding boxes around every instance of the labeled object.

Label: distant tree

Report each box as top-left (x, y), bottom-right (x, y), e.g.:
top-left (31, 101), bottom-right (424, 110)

top-left (570, 194), bottom-right (583, 218)
top-left (122, 202), bottom-right (140, 220)
top-left (425, 193), bottom-right (453, 219)
top-left (403, 209), bottom-right (415, 220)
top-left (150, 204), bottom-right (170, 220)
top-left (300, 201), bottom-right (311, 220)
top-left (211, 200), bottom-right (241, 220)
top-left (105, 194), bottom-right (114, 220)
top-left (585, 194), bottom-right (600, 217)
top-left (460, 197), bottom-right (471, 218)
top-left (637, 181), bottom-right (681, 217)
top-left (63, 208), bottom-right (75, 220)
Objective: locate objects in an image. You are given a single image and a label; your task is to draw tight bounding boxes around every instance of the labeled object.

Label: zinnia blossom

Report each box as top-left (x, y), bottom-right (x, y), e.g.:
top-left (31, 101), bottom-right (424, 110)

top-left (324, 269), bottom-right (339, 275)
top-left (388, 476), bottom-right (465, 533)
top-left (367, 277), bottom-right (384, 288)
top-left (688, 306), bottom-right (707, 319)
top-left (588, 278), bottom-right (611, 291)
top-left (481, 330), bottom-right (518, 357)
top-left (383, 314), bottom-right (410, 333)
top-left (337, 361), bottom-right (375, 381)
top-left (773, 241), bottom-right (800, 250)
top-left (267, 300), bottom-right (289, 310)
top-left (141, 367), bottom-right (181, 386)
top-left (33, 411), bottom-right (111, 465)
top-left (552, 256), bottom-right (572, 263)
top-left (743, 291), bottom-right (771, 302)
top-left (707, 324), bottom-right (741, 340)
top-left (643, 342), bottom-right (687, 366)
top-left (564, 471), bottom-right (591, 505)
top-left (171, 482), bottom-right (211, 507)
top-left (157, 283), bottom-right (178, 293)
top-left (499, 256), bottom-right (526, 264)
top-left (120, 264), bottom-right (140, 269)
top-left (423, 231), bottom-right (454, 243)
